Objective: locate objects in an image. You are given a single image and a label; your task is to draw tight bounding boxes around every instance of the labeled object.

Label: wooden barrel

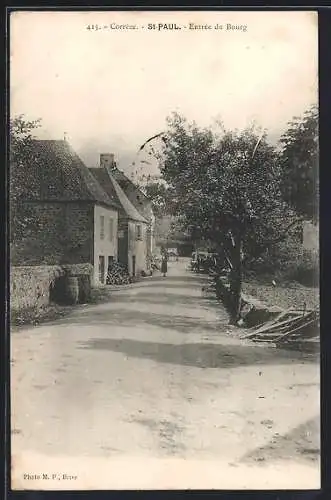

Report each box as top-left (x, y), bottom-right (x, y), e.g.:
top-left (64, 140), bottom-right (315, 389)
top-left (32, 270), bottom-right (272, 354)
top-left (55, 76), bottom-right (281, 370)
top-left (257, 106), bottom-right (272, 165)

top-left (78, 274), bottom-right (91, 303)
top-left (64, 276), bottom-right (79, 305)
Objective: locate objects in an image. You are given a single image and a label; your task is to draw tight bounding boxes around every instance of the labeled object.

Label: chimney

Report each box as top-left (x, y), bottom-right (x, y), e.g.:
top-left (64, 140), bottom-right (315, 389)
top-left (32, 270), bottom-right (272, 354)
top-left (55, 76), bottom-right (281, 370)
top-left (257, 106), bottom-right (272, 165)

top-left (100, 153), bottom-right (116, 170)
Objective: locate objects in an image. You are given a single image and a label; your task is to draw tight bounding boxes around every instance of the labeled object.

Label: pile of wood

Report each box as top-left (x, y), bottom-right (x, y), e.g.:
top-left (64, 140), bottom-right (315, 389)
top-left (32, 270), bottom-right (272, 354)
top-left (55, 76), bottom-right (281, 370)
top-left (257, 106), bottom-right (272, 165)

top-left (106, 262), bottom-right (132, 286)
top-left (241, 307), bottom-right (319, 346)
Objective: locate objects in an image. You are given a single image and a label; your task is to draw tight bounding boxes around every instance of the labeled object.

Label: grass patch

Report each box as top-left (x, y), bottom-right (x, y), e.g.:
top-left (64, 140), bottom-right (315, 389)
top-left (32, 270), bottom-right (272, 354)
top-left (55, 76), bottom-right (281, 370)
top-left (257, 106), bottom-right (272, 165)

top-left (11, 303), bottom-right (75, 330)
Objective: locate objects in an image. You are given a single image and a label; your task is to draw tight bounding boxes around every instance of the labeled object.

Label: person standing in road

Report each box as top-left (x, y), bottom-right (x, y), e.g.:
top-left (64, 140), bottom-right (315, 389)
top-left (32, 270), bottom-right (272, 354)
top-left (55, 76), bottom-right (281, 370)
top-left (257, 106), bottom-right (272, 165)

top-left (161, 250), bottom-right (168, 277)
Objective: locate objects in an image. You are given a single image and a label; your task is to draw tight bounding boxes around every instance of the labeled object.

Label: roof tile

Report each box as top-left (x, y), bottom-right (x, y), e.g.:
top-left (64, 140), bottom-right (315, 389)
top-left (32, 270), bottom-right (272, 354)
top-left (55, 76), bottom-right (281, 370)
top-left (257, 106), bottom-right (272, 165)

top-left (89, 167), bottom-right (148, 223)
top-left (23, 140), bottom-right (118, 209)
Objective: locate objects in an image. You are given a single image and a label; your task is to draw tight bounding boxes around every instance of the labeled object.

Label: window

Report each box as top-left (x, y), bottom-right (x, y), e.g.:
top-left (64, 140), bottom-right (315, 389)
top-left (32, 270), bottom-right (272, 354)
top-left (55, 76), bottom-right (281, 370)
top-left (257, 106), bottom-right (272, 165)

top-left (136, 224), bottom-right (142, 241)
top-left (100, 215), bottom-right (105, 240)
top-left (109, 218), bottom-right (114, 242)
top-left (127, 225), bottom-right (134, 251)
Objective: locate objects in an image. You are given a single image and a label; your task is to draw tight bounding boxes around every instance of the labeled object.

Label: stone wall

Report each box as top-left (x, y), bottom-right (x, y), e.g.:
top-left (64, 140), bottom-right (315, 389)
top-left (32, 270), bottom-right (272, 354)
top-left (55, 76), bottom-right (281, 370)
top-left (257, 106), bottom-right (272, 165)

top-left (10, 263), bottom-right (94, 313)
top-left (10, 265), bottom-right (63, 312)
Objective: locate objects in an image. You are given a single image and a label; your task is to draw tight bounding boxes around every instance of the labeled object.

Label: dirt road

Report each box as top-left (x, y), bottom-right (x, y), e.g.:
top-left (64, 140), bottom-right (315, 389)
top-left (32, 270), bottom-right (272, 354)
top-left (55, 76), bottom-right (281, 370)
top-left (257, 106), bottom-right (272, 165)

top-left (11, 260), bottom-right (320, 489)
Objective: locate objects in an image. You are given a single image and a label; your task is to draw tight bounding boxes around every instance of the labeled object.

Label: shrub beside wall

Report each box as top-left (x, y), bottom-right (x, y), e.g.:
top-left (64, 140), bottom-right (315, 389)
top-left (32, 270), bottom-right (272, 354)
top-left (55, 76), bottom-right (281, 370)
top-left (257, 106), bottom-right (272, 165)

top-left (282, 248), bottom-right (319, 287)
top-left (245, 234), bottom-right (319, 288)
top-left (10, 265), bottom-right (64, 312)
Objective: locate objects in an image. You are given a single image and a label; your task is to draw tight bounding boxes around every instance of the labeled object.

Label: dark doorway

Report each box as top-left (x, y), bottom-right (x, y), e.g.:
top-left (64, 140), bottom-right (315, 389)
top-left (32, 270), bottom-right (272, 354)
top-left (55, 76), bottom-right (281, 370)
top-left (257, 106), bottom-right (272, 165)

top-left (99, 255), bottom-right (105, 284)
top-left (118, 228), bottom-right (128, 268)
top-left (49, 276), bottom-right (65, 304)
top-left (132, 255), bottom-right (136, 277)
top-left (78, 275), bottom-right (92, 303)
top-left (108, 255), bottom-right (114, 271)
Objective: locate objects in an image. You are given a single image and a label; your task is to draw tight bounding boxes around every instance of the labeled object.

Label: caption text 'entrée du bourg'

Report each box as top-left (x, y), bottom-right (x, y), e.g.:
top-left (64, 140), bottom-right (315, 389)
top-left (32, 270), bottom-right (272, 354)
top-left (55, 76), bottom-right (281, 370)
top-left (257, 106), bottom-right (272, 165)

top-left (86, 23), bottom-right (248, 32)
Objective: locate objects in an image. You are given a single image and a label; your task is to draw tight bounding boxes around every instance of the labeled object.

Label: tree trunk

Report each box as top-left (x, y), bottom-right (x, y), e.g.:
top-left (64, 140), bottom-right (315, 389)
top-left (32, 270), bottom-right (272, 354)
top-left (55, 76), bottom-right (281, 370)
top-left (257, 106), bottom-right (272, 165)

top-left (229, 231), bottom-right (243, 324)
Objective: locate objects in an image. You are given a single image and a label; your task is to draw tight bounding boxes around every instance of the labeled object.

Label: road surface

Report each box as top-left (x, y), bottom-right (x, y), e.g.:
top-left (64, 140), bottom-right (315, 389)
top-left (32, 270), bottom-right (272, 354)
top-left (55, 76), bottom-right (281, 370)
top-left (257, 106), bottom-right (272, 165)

top-left (11, 259), bottom-right (320, 489)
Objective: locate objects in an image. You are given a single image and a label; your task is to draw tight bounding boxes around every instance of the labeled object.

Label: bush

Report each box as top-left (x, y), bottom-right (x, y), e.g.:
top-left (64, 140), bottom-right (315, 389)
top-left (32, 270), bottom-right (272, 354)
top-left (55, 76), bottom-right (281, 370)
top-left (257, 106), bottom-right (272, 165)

top-left (282, 248), bottom-right (319, 287)
top-left (245, 235), bottom-right (319, 287)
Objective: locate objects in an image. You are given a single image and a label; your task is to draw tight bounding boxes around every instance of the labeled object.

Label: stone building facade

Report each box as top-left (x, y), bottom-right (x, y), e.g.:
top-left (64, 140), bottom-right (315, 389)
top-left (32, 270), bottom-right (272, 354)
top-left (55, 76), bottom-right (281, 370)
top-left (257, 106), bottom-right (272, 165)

top-left (90, 154), bottom-right (149, 277)
top-left (11, 140), bottom-right (120, 286)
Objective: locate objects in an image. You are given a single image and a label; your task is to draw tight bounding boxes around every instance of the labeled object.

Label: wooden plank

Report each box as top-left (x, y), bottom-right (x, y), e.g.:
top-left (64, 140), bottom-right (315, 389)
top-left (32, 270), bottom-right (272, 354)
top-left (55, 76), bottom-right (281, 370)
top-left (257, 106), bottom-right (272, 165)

top-left (244, 310), bottom-right (293, 334)
top-left (254, 339), bottom-right (277, 343)
top-left (241, 307), bottom-right (318, 340)
top-left (260, 311), bottom-right (316, 332)
top-left (260, 309), bottom-right (303, 325)
top-left (255, 335), bottom-right (284, 341)
top-left (289, 308), bottom-right (318, 316)
top-left (258, 317), bottom-right (312, 335)
top-left (259, 319), bottom-right (317, 341)
top-left (247, 316), bottom-right (318, 342)
top-left (274, 319), bottom-right (319, 343)
top-left (243, 313), bottom-right (305, 338)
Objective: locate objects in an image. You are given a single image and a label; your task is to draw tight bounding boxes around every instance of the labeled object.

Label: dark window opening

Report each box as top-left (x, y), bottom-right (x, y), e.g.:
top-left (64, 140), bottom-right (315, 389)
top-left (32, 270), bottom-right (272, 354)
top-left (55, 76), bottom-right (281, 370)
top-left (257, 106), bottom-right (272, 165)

top-left (99, 255), bottom-right (105, 284)
top-left (108, 255), bottom-right (114, 271)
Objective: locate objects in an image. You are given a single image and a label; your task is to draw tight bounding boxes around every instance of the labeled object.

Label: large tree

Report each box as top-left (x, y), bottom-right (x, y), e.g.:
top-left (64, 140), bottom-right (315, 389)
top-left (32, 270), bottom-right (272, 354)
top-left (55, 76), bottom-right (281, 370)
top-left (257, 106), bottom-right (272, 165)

top-left (279, 104), bottom-right (318, 222)
top-left (158, 113), bottom-right (298, 322)
top-left (9, 115), bottom-right (41, 242)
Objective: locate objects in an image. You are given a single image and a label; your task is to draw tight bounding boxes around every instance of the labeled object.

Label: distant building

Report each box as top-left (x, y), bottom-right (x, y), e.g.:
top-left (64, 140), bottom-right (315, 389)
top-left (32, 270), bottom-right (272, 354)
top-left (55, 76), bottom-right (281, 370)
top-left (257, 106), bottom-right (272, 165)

top-left (11, 140), bottom-right (120, 286)
top-left (90, 154), bottom-right (150, 277)
top-left (154, 214), bottom-right (194, 256)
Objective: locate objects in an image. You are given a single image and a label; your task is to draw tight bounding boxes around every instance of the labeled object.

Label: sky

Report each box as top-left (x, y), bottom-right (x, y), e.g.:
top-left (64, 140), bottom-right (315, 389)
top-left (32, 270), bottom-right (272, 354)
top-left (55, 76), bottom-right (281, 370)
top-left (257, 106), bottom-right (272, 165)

top-left (10, 10), bottom-right (318, 180)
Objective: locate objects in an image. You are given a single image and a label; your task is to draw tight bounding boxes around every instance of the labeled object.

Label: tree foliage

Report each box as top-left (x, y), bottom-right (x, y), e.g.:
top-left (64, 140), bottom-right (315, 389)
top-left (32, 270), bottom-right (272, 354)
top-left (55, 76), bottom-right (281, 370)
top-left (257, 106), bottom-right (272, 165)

top-left (135, 170), bottom-right (189, 245)
top-left (141, 181), bottom-right (171, 217)
top-left (279, 104), bottom-right (318, 222)
top-left (159, 113), bottom-right (296, 252)
top-left (158, 112), bottom-right (299, 320)
top-left (10, 115), bottom-right (42, 242)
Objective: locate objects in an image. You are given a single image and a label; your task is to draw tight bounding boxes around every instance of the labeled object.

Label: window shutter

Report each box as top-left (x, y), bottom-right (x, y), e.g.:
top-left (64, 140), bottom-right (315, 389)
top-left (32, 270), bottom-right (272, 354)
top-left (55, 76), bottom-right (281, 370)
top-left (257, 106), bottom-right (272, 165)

top-left (109, 218), bottom-right (114, 241)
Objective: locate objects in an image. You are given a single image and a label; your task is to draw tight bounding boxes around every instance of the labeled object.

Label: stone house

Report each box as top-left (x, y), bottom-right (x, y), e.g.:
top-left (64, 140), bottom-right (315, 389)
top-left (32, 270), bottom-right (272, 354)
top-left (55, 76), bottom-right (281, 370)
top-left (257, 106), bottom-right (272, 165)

top-left (11, 139), bottom-right (120, 286)
top-left (90, 154), bottom-right (150, 277)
